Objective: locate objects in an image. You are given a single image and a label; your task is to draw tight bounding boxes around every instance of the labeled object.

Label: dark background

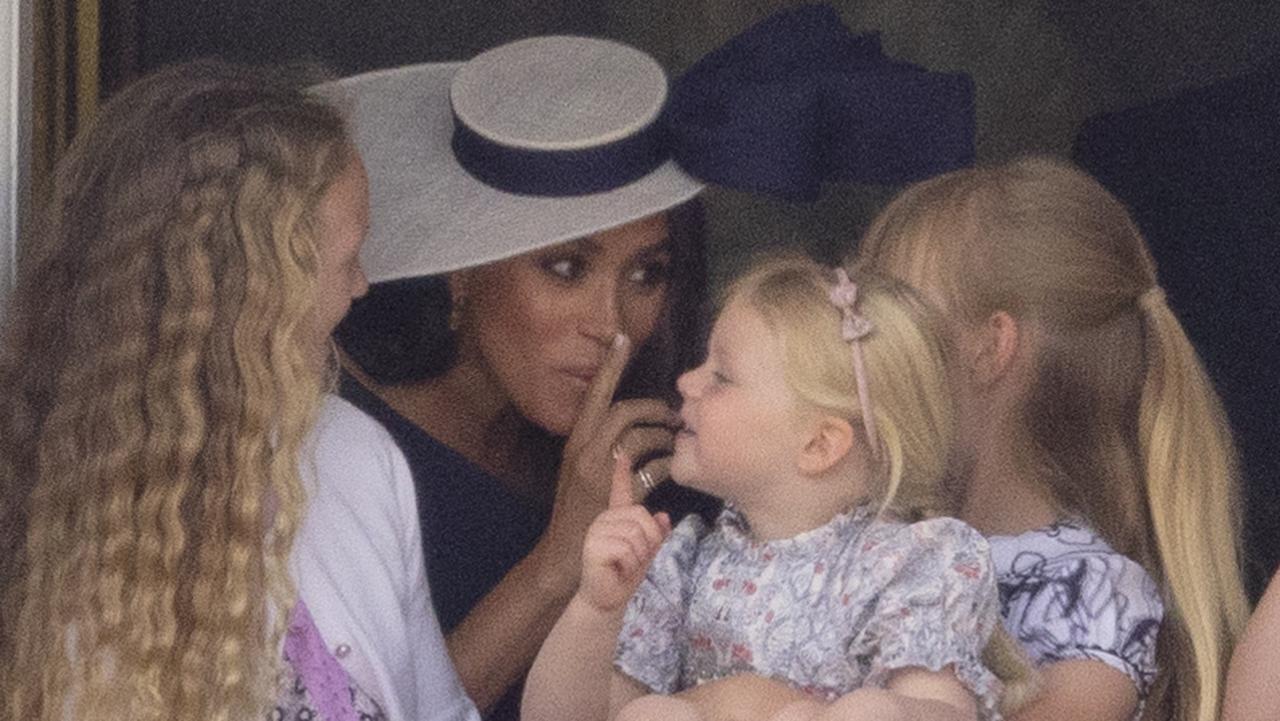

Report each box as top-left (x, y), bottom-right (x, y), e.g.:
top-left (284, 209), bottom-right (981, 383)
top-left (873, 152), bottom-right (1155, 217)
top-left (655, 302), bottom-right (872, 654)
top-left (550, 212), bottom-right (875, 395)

top-left (108, 0), bottom-right (1280, 597)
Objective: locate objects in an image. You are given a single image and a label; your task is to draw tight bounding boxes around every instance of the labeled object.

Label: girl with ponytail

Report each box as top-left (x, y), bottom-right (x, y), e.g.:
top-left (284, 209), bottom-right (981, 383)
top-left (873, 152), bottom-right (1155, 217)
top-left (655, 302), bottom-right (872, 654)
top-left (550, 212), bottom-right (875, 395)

top-left (856, 155), bottom-right (1248, 721)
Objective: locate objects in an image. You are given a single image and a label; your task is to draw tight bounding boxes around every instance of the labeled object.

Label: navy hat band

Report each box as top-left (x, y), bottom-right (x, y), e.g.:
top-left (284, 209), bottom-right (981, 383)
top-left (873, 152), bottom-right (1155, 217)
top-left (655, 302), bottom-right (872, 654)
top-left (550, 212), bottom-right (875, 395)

top-left (450, 108), bottom-right (670, 197)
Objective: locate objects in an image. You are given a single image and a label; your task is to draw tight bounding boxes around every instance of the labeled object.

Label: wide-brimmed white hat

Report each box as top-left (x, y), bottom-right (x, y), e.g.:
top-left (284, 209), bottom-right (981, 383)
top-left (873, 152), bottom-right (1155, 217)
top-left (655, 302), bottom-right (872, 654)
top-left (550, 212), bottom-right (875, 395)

top-left (317, 36), bottom-right (705, 283)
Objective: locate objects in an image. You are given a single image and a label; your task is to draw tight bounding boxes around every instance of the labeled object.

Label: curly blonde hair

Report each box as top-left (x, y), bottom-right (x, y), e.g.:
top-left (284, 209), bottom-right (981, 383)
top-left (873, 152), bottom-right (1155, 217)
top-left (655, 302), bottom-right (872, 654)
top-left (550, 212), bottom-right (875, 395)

top-left (0, 60), bottom-right (353, 720)
top-left (858, 156), bottom-right (1249, 721)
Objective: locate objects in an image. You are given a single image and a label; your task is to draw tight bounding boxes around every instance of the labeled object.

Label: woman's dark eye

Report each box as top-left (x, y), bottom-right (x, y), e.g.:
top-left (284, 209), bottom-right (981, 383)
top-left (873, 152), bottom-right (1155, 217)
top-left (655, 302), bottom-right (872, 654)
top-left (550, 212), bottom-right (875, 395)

top-left (627, 259), bottom-right (671, 288)
top-left (711, 370), bottom-right (730, 385)
top-left (542, 256), bottom-right (585, 281)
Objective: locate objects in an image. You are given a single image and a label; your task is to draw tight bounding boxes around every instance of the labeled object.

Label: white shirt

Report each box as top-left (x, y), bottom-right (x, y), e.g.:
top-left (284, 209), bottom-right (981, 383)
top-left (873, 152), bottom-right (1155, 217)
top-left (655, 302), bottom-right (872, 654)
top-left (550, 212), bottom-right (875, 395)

top-left (292, 395), bottom-right (480, 721)
top-left (989, 520), bottom-right (1163, 700)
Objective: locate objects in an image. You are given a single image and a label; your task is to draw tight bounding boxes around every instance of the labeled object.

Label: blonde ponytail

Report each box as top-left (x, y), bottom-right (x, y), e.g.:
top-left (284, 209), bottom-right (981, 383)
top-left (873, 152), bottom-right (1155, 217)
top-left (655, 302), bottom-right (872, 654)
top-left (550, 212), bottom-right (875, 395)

top-left (983, 631), bottom-right (1041, 717)
top-left (1137, 290), bottom-right (1249, 721)
top-left (858, 156), bottom-right (1250, 721)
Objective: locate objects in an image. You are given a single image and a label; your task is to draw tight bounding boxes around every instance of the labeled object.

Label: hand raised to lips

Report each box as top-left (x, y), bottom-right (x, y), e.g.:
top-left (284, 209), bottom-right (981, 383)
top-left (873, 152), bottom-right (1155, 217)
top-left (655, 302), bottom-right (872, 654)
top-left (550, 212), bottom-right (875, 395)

top-left (535, 333), bottom-right (681, 592)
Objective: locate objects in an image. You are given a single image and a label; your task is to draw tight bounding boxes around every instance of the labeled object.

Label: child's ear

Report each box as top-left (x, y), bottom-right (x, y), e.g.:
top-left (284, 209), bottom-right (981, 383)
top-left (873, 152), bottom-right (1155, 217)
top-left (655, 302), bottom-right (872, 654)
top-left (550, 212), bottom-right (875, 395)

top-left (797, 415), bottom-right (855, 476)
top-left (968, 310), bottom-right (1021, 388)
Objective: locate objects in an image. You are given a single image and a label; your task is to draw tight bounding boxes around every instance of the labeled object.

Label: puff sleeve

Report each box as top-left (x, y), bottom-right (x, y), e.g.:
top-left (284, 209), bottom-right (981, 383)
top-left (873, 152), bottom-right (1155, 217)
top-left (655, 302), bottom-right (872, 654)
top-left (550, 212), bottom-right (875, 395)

top-left (1000, 547), bottom-right (1163, 695)
top-left (852, 518), bottom-right (1003, 719)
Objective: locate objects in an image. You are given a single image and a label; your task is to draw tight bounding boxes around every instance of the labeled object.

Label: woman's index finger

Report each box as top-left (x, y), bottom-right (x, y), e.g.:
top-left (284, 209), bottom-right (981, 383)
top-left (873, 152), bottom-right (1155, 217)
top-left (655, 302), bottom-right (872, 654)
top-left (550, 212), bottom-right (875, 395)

top-left (576, 333), bottom-right (631, 433)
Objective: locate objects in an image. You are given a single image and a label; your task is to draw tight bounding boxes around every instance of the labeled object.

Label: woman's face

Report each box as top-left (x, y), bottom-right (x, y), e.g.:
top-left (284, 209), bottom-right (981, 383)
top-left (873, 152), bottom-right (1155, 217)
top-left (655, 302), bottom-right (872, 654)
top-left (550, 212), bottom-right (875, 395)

top-left (457, 213), bottom-right (672, 435)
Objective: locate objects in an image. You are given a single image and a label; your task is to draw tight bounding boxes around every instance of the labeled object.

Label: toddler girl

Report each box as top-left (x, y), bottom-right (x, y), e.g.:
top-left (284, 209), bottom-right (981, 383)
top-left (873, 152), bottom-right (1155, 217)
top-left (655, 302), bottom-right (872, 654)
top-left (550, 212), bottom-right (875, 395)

top-left (524, 256), bottom-right (1032, 721)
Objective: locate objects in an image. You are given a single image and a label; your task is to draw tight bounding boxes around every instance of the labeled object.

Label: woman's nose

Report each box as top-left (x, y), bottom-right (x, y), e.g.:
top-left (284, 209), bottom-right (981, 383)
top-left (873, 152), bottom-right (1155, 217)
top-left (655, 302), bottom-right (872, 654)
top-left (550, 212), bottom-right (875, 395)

top-left (676, 367), bottom-right (700, 400)
top-left (579, 280), bottom-right (623, 345)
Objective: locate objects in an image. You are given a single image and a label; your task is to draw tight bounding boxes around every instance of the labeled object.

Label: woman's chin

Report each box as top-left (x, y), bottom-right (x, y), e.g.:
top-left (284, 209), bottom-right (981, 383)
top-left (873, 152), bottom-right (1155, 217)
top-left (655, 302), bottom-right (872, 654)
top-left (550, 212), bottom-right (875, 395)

top-left (523, 403), bottom-right (578, 438)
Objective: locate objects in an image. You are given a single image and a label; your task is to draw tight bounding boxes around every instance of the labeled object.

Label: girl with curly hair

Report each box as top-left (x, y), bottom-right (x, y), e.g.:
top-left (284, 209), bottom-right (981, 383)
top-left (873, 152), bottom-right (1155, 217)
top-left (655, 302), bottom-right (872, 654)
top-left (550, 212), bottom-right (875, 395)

top-left (0, 60), bottom-right (467, 721)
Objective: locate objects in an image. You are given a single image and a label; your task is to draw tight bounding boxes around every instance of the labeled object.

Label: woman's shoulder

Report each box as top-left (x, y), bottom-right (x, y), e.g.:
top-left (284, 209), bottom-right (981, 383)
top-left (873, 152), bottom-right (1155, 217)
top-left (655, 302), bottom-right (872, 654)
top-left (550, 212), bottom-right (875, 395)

top-left (334, 374), bottom-right (433, 452)
top-left (335, 373), bottom-right (504, 482)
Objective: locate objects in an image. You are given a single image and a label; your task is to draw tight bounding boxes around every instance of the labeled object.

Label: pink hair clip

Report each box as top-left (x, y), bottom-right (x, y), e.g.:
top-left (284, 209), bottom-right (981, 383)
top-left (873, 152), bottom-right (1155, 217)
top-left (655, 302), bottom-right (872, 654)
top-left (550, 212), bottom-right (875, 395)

top-left (829, 268), bottom-right (879, 457)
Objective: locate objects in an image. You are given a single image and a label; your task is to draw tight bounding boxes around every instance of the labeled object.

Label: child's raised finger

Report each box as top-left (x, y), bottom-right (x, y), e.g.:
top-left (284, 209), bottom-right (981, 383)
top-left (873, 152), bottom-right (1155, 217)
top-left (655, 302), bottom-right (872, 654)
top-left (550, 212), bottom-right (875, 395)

top-left (655, 511), bottom-right (672, 536)
top-left (608, 452), bottom-right (636, 508)
top-left (600, 506), bottom-right (667, 551)
top-left (620, 520), bottom-right (661, 565)
top-left (617, 506), bottom-right (669, 551)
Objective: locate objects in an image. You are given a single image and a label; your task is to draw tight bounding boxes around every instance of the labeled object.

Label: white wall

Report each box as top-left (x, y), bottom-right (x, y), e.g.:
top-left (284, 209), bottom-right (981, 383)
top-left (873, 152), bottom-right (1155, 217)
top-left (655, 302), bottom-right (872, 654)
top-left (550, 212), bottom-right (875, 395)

top-left (1, 0), bottom-right (33, 323)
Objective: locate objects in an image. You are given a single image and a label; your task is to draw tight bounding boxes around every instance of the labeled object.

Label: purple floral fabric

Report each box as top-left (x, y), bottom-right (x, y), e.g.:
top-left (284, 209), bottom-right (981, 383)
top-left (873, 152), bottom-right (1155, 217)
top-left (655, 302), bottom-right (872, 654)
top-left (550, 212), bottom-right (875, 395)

top-left (616, 504), bottom-right (1004, 719)
top-left (276, 600), bottom-right (386, 721)
top-left (270, 675), bottom-right (388, 721)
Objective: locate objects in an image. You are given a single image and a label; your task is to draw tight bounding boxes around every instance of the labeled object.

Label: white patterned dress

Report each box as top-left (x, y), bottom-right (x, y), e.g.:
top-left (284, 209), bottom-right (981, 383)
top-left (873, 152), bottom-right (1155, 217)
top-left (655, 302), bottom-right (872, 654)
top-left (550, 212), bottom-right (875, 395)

top-left (615, 503), bottom-right (1005, 719)
top-left (990, 521), bottom-right (1163, 719)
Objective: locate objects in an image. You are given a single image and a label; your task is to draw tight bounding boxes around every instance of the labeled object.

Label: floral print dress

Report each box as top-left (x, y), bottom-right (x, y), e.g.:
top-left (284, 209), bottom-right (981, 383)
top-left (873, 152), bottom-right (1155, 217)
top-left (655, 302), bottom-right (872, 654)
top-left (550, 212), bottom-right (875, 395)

top-left (615, 503), bottom-right (1005, 719)
top-left (271, 601), bottom-right (388, 721)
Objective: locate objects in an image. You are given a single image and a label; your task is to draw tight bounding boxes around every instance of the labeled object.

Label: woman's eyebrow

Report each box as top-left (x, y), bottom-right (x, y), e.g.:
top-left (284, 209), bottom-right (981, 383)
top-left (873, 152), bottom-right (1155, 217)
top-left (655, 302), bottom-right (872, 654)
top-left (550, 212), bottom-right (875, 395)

top-left (635, 237), bottom-right (673, 257)
top-left (563, 237), bottom-right (601, 255)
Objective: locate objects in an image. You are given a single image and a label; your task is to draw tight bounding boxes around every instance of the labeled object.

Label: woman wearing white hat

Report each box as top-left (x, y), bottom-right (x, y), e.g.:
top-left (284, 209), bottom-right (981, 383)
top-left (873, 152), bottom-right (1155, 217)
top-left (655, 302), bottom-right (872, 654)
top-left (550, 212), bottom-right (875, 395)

top-left (299, 6), bottom-right (980, 717)
top-left (312, 35), bottom-right (714, 721)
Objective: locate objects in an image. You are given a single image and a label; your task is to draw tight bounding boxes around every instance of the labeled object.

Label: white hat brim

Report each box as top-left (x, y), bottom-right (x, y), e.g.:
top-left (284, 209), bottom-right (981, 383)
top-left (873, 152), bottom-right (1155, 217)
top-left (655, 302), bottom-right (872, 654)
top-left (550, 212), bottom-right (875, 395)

top-left (320, 63), bottom-right (705, 283)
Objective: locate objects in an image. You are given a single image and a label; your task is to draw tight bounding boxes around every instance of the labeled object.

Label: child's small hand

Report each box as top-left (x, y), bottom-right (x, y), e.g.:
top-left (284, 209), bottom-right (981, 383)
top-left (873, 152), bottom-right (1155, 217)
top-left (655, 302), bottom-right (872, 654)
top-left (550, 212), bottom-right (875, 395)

top-left (577, 453), bottom-right (673, 613)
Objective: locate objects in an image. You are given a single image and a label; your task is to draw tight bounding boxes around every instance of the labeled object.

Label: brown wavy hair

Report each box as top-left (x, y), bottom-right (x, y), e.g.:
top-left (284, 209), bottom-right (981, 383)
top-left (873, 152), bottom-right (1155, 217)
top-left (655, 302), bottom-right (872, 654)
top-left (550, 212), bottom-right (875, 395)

top-left (0, 60), bottom-right (353, 720)
top-left (858, 156), bottom-right (1249, 721)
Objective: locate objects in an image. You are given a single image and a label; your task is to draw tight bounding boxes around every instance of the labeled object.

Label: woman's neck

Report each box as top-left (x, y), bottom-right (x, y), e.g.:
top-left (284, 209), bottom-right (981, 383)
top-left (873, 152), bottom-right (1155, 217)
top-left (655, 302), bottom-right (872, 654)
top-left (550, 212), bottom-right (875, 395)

top-left (345, 357), bottom-right (548, 498)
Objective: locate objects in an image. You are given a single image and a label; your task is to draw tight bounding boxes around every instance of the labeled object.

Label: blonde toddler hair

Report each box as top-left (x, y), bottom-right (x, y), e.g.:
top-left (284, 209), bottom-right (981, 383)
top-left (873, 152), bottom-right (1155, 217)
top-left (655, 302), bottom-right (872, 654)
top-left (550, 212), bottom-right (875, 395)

top-left (726, 254), bottom-right (1039, 713)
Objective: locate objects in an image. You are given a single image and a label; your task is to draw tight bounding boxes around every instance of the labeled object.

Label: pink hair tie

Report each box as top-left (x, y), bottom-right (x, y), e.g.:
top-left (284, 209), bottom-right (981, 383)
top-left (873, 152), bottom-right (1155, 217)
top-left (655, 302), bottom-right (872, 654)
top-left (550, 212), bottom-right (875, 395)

top-left (829, 268), bottom-right (879, 457)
